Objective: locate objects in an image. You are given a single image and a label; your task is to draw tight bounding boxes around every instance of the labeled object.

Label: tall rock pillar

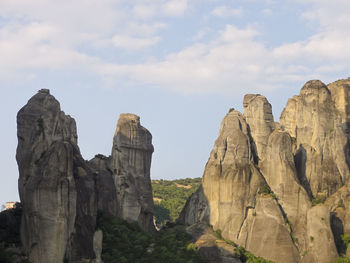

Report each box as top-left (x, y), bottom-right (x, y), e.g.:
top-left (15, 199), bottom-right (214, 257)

top-left (111, 113), bottom-right (155, 231)
top-left (16, 89), bottom-right (96, 263)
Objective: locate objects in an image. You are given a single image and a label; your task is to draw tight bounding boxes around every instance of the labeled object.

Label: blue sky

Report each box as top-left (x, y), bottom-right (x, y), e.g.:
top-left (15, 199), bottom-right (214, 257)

top-left (1, 0), bottom-right (350, 206)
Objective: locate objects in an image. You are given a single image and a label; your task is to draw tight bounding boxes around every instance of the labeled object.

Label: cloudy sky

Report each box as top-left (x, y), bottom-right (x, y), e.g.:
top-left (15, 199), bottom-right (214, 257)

top-left (1, 0), bottom-right (350, 206)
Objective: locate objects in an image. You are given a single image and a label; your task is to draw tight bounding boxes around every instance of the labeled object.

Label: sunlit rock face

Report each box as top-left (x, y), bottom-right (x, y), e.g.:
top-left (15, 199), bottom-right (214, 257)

top-left (111, 113), bottom-right (155, 231)
top-left (243, 94), bottom-right (274, 159)
top-left (180, 79), bottom-right (350, 262)
top-left (280, 80), bottom-right (349, 198)
top-left (17, 89), bottom-right (96, 263)
top-left (181, 110), bottom-right (299, 263)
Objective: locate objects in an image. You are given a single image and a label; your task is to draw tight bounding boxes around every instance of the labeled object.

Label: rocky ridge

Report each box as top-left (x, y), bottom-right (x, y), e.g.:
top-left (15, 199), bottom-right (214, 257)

top-left (16, 89), bottom-right (154, 263)
top-left (180, 78), bottom-right (350, 263)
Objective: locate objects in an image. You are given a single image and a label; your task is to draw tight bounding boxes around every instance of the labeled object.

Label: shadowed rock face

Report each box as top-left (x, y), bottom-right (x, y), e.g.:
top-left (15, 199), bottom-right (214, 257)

top-left (89, 154), bottom-right (117, 216)
top-left (17, 89), bottom-right (96, 263)
top-left (111, 113), bottom-right (155, 231)
top-left (16, 91), bottom-right (155, 262)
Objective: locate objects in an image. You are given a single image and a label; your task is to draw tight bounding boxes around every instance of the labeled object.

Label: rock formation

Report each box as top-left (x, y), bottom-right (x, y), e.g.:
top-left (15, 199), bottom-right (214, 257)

top-left (16, 90), bottom-right (155, 262)
top-left (111, 113), bottom-right (155, 231)
top-left (180, 110), bottom-right (299, 262)
top-left (243, 94), bottom-right (274, 159)
top-left (17, 89), bottom-right (97, 263)
top-left (180, 79), bottom-right (350, 263)
top-left (280, 80), bottom-right (349, 198)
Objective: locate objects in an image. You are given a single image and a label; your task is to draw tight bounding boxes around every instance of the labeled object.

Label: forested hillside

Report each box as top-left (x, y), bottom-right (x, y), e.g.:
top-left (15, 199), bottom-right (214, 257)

top-left (152, 178), bottom-right (201, 225)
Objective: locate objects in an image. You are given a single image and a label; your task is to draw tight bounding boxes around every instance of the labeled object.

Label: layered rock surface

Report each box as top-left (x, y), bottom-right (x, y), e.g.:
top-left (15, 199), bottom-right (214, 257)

top-left (111, 113), bottom-right (155, 231)
top-left (181, 79), bottom-right (350, 263)
top-left (17, 89), bottom-right (96, 263)
top-left (16, 90), bottom-right (155, 262)
top-left (280, 80), bottom-right (349, 198)
top-left (180, 110), bottom-right (299, 262)
top-left (243, 94), bottom-right (274, 159)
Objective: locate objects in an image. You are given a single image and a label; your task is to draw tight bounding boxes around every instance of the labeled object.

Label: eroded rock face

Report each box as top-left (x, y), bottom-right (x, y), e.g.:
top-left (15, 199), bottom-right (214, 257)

top-left (260, 130), bottom-right (311, 251)
top-left (181, 79), bottom-right (350, 262)
top-left (17, 89), bottom-right (96, 263)
top-left (328, 79), bottom-right (350, 124)
top-left (280, 80), bottom-right (349, 198)
top-left (177, 185), bottom-right (209, 226)
top-left (89, 154), bottom-right (117, 216)
top-left (16, 91), bottom-right (156, 262)
top-left (301, 205), bottom-right (338, 263)
top-left (243, 94), bottom-right (274, 159)
top-left (181, 110), bottom-right (299, 262)
top-left (111, 113), bottom-right (155, 231)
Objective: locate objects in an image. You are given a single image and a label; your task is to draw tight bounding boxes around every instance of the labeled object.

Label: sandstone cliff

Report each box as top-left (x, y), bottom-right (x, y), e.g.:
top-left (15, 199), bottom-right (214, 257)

top-left (17, 89), bottom-right (96, 263)
top-left (111, 113), bottom-right (155, 231)
top-left (181, 79), bottom-right (350, 263)
top-left (16, 90), bottom-right (155, 262)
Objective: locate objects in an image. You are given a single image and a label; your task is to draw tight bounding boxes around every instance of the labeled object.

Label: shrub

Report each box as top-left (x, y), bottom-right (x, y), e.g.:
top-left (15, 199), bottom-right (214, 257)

top-left (215, 229), bottom-right (223, 239)
top-left (258, 185), bottom-right (271, 195)
top-left (311, 197), bottom-right (325, 207)
top-left (290, 137), bottom-right (297, 145)
top-left (342, 234), bottom-right (350, 249)
top-left (332, 256), bottom-right (350, 263)
top-left (235, 246), bottom-right (274, 263)
top-left (0, 248), bottom-right (13, 263)
top-left (97, 213), bottom-right (204, 263)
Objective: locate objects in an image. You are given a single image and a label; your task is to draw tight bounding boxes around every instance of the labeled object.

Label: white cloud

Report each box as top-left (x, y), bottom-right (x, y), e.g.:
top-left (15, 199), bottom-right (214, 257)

top-left (212, 6), bottom-right (243, 17)
top-left (262, 8), bottom-right (272, 15)
top-left (112, 35), bottom-right (161, 50)
top-left (96, 25), bottom-right (277, 94)
top-left (132, 4), bottom-right (157, 19)
top-left (162, 0), bottom-right (188, 16)
top-left (126, 22), bottom-right (167, 37)
top-left (1, 0), bottom-right (350, 95)
top-left (131, 0), bottom-right (189, 19)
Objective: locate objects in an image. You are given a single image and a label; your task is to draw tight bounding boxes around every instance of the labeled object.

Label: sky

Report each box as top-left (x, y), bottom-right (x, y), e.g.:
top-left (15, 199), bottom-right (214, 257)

top-left (1, 0), bottom-right (350, 206)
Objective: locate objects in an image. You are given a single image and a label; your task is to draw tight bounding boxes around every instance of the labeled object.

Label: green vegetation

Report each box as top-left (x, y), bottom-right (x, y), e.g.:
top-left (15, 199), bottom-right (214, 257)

top-left (152, 178), bottom-right (201, 225)
top-left (258, 185), bottom-right (277, 200)
top-left (342, 234), bottom-right (350, 250)
top-left (337, 200), bottom-right (346, 209)
top-left (214, 229), bottom-right (223, 239)
top-left (290, 137), bottom-right (297, 145)
top-left (0, 247), bottom-right (13, 263)
top-left (332, 256), bottom-right (350, 263)
top-left (235, 246), bottom-right (274, 263)
top-left (97, 213), bottom-right (204, 263)
top-left (0, 202), bottom-right (22, 246)
top-left (213, 228), bottom-right (273, 263)
top-left (258, 185), bottom-right (271, 195)
top-left (310, 236), bottom-right (314, 242)
top-left (0, 203), bottom-right (29, 263)
top-left (331, 234), bottom-right (350, 262)
top-left (311, 196), bottom-right (326, 207)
